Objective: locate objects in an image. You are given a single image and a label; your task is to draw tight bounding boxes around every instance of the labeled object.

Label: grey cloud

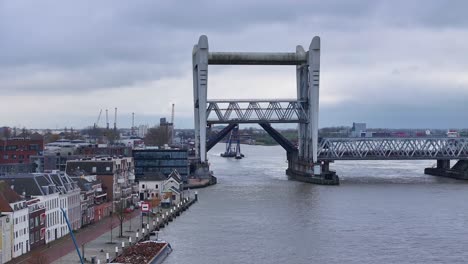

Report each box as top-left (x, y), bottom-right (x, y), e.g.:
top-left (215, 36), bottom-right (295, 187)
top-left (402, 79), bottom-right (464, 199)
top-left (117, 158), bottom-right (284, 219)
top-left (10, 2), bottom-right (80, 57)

top-left (1, 0), bottom-right (468, 128)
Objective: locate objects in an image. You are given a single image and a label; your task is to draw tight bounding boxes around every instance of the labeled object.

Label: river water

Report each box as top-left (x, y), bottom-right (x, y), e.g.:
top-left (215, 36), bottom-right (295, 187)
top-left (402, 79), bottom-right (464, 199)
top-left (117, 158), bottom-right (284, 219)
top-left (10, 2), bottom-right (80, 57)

top-left (163, 144), bottom-right (468, 264)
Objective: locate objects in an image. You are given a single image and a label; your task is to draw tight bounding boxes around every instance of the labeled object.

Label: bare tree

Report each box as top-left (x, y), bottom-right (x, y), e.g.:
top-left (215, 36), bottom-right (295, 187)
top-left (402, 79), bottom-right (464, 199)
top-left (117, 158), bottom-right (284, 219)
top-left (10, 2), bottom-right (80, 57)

top-left (108, 213), bottom-right (117, 244)
top-left (114, 200), bottom-right (130, 238)
top-left (144, 126), bottom-right (171, 146)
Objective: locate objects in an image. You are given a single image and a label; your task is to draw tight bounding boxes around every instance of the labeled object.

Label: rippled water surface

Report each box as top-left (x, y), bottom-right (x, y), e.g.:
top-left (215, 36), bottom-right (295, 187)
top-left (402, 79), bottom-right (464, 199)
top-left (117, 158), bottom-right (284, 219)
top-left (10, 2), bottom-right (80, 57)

top-left (163, 144), bottom-right (468, 264)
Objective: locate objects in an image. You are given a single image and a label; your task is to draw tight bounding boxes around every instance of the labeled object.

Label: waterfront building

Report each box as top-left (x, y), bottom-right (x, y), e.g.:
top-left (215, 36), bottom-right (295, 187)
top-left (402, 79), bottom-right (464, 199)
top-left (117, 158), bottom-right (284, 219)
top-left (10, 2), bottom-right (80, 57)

top-left (161, 170), bottom-right (183, 208)
top-left (0, 213), bottom-right (13, 263)
top-left (70, 173), bottom-right (108, 226)
top-left (66, 157), bottom-right (136, 210)
top-left (3, 173), bottom-right (80, 243)
top-left (137, 172), bottom-right (166, 201)
top-left (133, 149), bottom-right (189, 182)
top-left (0, 181), bottom-right (29, 258)
top-left (26, 198), bottom-right (46, 250)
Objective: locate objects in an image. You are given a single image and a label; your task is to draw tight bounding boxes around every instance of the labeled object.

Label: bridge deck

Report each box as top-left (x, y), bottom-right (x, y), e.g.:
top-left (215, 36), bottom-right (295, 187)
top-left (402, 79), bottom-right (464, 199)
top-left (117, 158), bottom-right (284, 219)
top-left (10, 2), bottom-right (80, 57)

top-left (317, 137), bottom-right (468, 161)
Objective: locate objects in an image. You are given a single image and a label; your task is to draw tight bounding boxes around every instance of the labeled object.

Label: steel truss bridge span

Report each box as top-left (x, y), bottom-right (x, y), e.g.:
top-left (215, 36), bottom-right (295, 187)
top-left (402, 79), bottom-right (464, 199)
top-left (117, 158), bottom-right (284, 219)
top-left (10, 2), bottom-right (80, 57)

top-left (206, 99), bottom-right (307, 124)
top-left (317, 137), bottom-right (468, 161)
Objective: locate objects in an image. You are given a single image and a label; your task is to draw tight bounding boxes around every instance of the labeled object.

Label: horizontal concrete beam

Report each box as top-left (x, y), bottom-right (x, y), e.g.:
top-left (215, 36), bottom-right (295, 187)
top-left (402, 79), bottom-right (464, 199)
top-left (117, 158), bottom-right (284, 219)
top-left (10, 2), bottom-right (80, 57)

top-left (208, 52), bottom-right (307, 65)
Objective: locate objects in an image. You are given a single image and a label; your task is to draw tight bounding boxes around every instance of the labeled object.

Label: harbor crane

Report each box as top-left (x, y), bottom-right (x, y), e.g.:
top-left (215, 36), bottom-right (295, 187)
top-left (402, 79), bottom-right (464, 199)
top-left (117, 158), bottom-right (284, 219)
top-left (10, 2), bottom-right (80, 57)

top-left (114, 107), bottom-right (118, 131)
top-left (93, 109), bottom-right (102, 129)
top-left (105, 109), bottom-right (109, 130)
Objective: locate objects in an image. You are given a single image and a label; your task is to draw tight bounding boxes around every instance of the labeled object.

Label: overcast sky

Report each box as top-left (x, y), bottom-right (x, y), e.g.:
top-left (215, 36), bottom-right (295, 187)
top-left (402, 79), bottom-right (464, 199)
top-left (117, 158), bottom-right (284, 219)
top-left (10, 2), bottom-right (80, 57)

top-left (1, 0), bottom-right (467, 129)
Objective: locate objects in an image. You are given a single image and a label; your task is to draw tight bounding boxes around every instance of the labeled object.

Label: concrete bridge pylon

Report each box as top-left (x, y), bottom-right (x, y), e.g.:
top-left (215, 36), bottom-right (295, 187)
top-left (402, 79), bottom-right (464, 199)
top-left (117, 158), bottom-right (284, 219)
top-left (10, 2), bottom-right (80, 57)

top-left (192, 35), bottom-right (339, 185)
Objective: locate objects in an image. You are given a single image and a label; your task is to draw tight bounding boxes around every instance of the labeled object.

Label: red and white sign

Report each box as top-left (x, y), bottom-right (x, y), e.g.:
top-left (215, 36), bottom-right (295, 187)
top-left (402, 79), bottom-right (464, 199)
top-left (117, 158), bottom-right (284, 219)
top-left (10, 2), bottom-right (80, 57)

top-left (141, 202), bottom-right (150, 212)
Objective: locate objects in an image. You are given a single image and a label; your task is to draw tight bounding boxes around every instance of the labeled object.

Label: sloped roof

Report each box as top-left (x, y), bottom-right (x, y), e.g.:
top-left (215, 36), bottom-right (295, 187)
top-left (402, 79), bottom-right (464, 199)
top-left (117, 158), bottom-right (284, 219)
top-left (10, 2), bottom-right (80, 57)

top-left (0, 172), bottom-right (78, 196)
top-left (167, 170), bottom-right (182, 183)
top-left (0, 180), bottom-right (22, 212)
top-left (1, 175), bottom-right (44, 196)
top-left (139, 172), bottom-right (167, 182)
top-left (169, 186), bottom-right (180, 194)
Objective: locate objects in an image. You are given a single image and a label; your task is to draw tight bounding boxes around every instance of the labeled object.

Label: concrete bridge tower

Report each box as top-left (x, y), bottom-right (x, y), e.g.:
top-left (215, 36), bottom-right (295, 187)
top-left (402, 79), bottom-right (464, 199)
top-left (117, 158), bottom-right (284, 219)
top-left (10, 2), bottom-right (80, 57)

top-left (192, 35), bottom-right (339, 184)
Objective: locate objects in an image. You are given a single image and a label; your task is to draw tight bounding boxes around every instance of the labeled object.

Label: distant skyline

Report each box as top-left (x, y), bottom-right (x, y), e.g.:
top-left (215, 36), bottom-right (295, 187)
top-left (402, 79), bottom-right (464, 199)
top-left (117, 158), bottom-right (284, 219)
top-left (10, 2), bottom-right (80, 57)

top-left (1, 1), bottom-right (467, 129)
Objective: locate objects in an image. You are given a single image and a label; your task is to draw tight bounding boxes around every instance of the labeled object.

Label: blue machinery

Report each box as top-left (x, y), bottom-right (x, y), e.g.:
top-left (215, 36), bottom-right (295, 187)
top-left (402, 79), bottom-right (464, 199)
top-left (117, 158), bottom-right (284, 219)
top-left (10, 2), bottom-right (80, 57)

top-left (60, 207), bottom-right (84, 264)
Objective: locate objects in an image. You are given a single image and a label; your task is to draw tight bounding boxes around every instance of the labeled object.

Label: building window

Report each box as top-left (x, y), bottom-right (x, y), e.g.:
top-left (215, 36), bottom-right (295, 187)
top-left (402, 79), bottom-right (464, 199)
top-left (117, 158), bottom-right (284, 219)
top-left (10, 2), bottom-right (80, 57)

top-left (29, 144), bottom-right (39, 150)
top-left (3, 154), bottom-right (8, 160)
top-left (92, 167), bottom-right (97, 173)
top-left (6, 145), bottom-right (17, 151)
top-left (142, 184), bottom-right (145, 189)
top-left (155, 184), bottom-right (158, 189)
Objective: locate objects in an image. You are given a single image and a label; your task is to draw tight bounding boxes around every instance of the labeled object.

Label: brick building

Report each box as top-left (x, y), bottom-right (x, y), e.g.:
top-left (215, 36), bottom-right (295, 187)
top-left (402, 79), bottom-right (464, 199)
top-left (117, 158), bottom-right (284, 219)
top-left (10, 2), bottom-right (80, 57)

top-left (26, 198), bottom-right (46, 250)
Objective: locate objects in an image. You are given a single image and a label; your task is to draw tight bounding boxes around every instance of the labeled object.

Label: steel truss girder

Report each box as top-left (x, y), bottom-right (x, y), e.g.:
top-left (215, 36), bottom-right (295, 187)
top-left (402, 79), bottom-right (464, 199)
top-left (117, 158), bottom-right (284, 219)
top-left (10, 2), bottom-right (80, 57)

top-left (206, 99), bottom-right (307, 124)
top-left (317, 138), bottom-right (468, 160)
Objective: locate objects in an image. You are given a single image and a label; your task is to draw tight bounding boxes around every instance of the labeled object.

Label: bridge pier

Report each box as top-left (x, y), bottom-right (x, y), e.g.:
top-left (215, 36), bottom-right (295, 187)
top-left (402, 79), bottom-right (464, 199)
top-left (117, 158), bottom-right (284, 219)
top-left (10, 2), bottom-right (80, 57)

top-left (425, 160), bottom-right (468, 180)
top-left (286, 152), bottom-right (339, 185)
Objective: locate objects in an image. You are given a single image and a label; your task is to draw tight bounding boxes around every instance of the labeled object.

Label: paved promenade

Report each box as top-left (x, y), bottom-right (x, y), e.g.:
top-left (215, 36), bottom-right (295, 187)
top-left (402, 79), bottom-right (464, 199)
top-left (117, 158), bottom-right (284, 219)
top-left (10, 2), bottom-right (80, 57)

top-left (9, 209), bottom-right (141, 264)
top-left (53, 198), bottom-right (194, 263)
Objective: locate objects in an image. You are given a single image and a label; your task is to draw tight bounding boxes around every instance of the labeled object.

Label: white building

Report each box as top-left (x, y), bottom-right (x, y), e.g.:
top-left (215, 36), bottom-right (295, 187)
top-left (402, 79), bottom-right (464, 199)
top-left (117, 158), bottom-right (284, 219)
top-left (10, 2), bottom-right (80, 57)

top-left (0, 214), bottom-right (13, 263)
top-left (10, 200), bottom-right (29, 258)
top-left (4, 173), bottom-right (80, 244)
top-left (0, 181), bottom-right (29, 260)
top-left (41, 192), bottom-right (63, 243)
top-left (161, 170), bottom-right (183, 207)
top-left (138, 173), bottom-right (167, 201)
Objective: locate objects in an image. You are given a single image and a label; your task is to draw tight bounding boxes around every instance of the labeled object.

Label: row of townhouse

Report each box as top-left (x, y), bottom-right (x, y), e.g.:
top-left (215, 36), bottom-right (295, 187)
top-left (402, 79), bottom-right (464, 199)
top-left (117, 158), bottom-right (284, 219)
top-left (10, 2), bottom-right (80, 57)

top-left (0, 156), bottom-right (138, 262)
top-left (66, 156), bottom-right (138, 211)
top-left (0, 171), bottom-right (81, 262)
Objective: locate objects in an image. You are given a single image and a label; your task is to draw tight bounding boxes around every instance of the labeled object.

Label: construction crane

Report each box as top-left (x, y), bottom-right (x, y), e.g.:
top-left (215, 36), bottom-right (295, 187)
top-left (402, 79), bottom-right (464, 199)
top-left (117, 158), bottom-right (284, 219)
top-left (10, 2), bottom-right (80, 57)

top-left (114, 107), bottom-right (117, 131)
top-left (105, 109), bottom-right (109, 130)
top-left (94, 109), bottom-right (102, 129)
